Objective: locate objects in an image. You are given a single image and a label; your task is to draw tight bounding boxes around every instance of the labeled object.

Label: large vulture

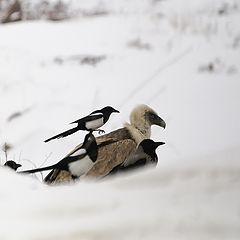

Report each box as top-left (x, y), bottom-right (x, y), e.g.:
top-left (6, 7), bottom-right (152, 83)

top-left (44, 104), bottom-right (166, 184)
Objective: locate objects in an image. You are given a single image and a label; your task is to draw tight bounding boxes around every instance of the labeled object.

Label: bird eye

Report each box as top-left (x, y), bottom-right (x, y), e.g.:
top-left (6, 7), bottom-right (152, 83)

top-left (148, 112), bottom-right (156, 121)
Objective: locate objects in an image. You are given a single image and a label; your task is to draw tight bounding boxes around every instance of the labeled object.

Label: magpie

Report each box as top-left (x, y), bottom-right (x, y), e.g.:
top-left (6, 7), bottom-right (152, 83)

top-left (20, 132), bottom-right (98, 179)
top-left (4, 160), bottom-right (22, 171)
top-left (108, 139), bottom-right (165, 176)
top-left (44, 106), bottom-right (119, 143)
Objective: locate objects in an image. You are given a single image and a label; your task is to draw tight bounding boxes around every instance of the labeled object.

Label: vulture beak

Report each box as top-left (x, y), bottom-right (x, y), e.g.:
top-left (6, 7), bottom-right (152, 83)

top-left (152, 114), bottom-right (166, 129)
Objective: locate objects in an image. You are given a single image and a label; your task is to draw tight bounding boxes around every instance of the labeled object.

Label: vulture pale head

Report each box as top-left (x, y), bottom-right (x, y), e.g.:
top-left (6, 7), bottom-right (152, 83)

top-left (128, 104), bottom-right (166, 140)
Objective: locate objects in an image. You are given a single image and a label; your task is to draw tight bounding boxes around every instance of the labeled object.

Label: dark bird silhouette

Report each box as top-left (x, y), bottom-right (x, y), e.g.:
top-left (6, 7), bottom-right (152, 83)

top-left (44, 106), bottom-right (119, 143)
top-left (20, 132), bottom-right (98, 180)
top-left (108, 139), bottom-right (165, 175)
top-left (4, 160), bottom-right (22, 171)
top-left (44, 104), bottom-right (166, 184)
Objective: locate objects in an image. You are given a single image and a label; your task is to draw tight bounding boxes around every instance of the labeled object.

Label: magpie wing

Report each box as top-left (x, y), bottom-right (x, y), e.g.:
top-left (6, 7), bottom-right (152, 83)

top-left (65, 148), bottom-right (87, 162)
top-left (70, 114), bottom-right (103, 124)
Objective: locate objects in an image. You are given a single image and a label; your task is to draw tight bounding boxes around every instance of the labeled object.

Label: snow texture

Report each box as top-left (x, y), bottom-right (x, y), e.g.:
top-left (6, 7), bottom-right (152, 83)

top-left (0, 0), bottom-right (240, 239)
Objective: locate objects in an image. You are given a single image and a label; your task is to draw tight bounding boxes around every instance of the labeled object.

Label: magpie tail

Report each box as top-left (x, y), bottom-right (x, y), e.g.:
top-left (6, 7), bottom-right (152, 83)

top-left (44, 127), bottom-right (79, 142)
top-left (19, 165), bottom-right (56, 174)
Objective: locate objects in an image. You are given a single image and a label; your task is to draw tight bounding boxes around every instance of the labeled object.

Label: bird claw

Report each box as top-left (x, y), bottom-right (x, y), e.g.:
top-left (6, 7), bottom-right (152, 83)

top-left (98, 129), bottom-right (105, 134)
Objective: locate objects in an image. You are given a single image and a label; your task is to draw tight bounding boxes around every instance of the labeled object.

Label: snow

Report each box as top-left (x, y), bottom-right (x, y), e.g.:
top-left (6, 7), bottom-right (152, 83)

top-left (0, 0), bottom-right (240, 239)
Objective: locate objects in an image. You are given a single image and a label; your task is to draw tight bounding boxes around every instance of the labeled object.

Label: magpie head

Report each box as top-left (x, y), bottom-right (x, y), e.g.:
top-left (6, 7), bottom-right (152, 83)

top-left (82, 132), bottom-right (98, 162)
top-left (101, 106), bottom-right (120, 115)
top-left (139, 139), bottom-right (165, 155)
top-left (4, 160), bottom-right (22, 171)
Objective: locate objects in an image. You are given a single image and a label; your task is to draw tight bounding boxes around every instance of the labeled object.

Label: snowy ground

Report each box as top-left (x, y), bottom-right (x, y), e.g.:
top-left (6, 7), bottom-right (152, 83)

top-left (0, 0), bottom-right (240, 239)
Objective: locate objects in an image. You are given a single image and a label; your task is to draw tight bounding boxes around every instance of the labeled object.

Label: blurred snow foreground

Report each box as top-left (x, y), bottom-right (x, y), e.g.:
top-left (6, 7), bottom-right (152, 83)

top-left (0, 0), bottom-right (240, 239)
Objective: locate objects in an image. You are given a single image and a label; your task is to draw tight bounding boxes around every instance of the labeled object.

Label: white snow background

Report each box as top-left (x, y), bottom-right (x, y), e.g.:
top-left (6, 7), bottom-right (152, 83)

top-left (0, 0), bottom-right (240, 239)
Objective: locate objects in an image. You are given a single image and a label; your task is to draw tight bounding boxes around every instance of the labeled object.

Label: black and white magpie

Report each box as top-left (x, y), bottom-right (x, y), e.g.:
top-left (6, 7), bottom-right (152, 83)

top-left (108, 139), bottom-right (165, 175)
top-left (20, 132), bottom-right (98, 179)
top-left (4, 160), bottom-right (22, 171)
top-left (44, 106), bottom-right (119, 143)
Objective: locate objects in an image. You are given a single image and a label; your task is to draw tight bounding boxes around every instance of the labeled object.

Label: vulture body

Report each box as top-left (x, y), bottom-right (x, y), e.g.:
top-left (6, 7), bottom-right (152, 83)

top-left (44, 104), bottom-right (166, 184)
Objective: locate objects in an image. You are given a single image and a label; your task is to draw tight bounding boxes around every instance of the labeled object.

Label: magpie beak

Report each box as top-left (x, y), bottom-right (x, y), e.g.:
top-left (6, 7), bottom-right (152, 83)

top-left (111, 108), bottom-right (120, 113)
top-left (154, 141), bottom-right (165, 148)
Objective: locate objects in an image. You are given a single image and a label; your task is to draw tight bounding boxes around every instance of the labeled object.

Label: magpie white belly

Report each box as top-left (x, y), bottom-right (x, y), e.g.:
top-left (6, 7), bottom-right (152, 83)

top-left (68, 156), bottom-right (93, 177)
top-left (86, 118), bottom-right (104, 130)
